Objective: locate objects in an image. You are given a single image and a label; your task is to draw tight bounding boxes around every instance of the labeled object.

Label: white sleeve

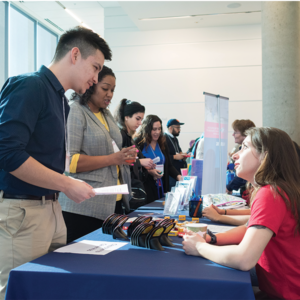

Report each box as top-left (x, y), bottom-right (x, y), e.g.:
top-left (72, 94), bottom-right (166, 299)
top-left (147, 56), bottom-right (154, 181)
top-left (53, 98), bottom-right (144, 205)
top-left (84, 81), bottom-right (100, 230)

top-left (195, 138), bottom-right (204, 159)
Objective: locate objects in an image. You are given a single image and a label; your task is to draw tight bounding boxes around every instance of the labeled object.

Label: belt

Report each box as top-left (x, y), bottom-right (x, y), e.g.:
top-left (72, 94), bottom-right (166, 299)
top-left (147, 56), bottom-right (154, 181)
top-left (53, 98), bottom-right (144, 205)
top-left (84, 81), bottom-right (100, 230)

top-left (2, 192), bottom-right (59, 201)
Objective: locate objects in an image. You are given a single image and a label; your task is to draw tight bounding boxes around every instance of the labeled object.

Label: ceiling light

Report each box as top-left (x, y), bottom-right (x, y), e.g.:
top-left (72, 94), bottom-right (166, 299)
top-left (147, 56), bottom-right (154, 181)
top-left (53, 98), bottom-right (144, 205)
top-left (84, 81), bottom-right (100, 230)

top-left (56, 1), bottom-right (93, 30)
top-left (139, 10), bottom-right (260, 21)
top-left (65, 8), bottom-right (82, 23)
top-left (140, 15), bottom-right (192, 21)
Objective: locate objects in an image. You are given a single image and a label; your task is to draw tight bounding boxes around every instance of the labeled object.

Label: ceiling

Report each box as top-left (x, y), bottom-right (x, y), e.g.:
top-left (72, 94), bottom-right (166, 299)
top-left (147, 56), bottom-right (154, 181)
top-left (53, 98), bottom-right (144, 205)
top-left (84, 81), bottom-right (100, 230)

top-left (13, 1), bottom-right (262, 36)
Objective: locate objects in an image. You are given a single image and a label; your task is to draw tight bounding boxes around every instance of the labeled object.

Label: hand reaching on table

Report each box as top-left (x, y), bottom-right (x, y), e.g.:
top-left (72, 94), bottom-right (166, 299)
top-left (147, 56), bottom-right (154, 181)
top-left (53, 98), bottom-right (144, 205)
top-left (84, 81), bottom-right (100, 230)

top-left (182, 230), bottom-right (206, 256)
top-left (202, 204), bottom-right (223, 222)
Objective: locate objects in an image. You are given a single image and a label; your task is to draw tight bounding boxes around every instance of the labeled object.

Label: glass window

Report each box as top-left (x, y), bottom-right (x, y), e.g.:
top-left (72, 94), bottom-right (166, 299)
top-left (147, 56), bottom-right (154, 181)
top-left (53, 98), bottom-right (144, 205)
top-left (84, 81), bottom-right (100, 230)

top-left (37, 24), bottom-right (57, 70)
top-left (9, 6), bottom-right (35, 77)
top-left (0, 1), bottom-right (6, 87)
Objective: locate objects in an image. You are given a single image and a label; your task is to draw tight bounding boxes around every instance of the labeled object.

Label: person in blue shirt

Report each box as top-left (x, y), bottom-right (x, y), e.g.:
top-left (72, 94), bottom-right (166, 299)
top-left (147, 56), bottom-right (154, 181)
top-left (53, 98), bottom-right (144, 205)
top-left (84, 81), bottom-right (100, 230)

top-left (134, 115), bottom-right (181, 203)
top-left (0, 26), bottom-right (112, 299)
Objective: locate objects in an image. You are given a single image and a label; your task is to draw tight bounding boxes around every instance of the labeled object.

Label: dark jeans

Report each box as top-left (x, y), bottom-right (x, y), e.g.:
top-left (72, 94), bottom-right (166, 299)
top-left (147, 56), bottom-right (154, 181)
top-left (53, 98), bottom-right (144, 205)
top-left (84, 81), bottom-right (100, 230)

top-left (62, 211), bottom-right (104, 244)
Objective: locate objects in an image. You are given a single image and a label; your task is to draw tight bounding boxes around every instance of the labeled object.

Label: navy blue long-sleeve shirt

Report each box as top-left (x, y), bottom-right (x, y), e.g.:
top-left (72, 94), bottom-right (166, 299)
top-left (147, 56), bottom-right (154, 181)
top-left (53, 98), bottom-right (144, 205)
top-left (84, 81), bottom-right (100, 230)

top-left (226, 175), bottom-right (247, 192)
top-left (0, 65), bottom-right (69, 196)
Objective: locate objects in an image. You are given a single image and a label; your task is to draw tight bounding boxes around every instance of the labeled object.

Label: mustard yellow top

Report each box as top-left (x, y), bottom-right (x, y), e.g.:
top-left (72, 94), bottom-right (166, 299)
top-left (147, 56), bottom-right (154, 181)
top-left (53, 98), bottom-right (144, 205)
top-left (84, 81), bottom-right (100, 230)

top-left (69, 111), bottom-right (122, 201)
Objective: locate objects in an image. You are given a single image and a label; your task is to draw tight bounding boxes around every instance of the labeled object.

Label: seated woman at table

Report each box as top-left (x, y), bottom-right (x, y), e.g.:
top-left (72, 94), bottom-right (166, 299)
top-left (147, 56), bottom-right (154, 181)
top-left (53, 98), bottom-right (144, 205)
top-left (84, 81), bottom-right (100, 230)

top-left (134, 115), bottom-right (181, 203)
top-left (114, 98), bottom-right (156, 208)
top-left (183, 127), bottom-right (300, 300)
top-left (59, 66), bottom-right (136, 243)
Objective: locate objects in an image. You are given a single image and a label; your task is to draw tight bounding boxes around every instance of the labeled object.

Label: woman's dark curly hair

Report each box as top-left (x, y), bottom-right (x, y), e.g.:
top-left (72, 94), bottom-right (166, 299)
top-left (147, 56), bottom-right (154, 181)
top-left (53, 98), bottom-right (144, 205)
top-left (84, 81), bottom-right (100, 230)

top-left (70, 65), bottom-right (115, 113)
top-left (134, 115), bottom-right (165, 151)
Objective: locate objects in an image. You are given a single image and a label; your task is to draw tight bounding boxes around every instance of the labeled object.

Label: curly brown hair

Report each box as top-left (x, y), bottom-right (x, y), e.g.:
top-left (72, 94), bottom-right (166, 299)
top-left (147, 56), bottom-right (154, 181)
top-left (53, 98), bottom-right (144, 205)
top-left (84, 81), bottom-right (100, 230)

top-left (134, 115), bottom-right (165, 152)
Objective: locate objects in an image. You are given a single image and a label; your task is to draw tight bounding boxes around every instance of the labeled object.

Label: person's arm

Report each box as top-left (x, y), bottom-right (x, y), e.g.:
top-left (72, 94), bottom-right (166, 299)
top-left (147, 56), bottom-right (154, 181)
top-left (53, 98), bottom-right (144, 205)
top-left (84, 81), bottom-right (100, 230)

top-left (208, 204), bottom-right (251, 216)
top-left (67, 106), bottom-right (137, 173)
top-left (207, 225), bottom-right (247, 245)
top-left (164, 143), bottom-right (181, 180)
top-left (0, 79), bottom-right (94, 203)
top-left (11, 157), bottom-right (95, 203)
top-left (139, 158), bottom-right (156, 170)
top-left (76, 148), bottom-right (137, 173)
top-left (183, 226), bottom-right (273, 271)
top-left (195, 138), bottom-right (204, 159)
top-left (202, 205), bottom-right (250, 225)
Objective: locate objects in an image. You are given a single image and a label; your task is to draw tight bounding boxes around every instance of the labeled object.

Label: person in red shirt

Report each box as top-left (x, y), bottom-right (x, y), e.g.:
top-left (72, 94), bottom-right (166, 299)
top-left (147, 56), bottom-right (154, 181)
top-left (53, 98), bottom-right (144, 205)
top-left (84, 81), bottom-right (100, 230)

top-left (183, 127), bottom-right (300, 300)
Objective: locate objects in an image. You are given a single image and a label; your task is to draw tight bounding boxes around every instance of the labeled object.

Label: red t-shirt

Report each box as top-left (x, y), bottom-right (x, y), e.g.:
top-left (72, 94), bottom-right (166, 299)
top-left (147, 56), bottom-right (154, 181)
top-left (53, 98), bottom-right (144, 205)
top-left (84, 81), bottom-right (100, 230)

top-left (248, 185), bottom-right (300, 300)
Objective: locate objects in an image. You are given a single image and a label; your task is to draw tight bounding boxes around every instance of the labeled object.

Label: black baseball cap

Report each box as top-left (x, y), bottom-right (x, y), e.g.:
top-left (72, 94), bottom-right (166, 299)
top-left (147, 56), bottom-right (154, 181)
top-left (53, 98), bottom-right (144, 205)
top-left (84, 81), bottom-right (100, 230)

top-left (167, 119), bottom-right (184, 128)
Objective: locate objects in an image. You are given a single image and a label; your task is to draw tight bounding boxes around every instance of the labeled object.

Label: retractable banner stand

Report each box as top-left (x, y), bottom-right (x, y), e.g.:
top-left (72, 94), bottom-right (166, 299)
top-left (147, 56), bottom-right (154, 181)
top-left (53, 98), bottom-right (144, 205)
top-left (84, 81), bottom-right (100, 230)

top-left (202, 92), bottom-right (229, 195)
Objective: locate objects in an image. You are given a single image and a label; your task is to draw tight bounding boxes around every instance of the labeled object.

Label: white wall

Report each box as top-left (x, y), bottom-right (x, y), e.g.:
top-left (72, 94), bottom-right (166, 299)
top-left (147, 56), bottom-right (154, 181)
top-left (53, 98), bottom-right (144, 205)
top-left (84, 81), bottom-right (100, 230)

top-left (105, 24), bottom-right (262, 153)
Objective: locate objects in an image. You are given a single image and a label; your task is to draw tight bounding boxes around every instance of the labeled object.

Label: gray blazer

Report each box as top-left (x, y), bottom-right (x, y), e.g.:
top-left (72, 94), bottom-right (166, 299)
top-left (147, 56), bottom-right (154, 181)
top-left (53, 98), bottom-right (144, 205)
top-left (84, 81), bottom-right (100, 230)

top-left (59, 100), bottom-right (131, 220)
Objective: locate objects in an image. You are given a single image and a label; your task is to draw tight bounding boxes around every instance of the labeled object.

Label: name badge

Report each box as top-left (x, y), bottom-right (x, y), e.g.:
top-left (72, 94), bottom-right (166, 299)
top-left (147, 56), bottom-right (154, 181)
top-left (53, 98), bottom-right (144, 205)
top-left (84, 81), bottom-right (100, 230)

top-left (112, 140), bottom-right (120, 153)
top-left (156, 164), bottom-right (164, 174)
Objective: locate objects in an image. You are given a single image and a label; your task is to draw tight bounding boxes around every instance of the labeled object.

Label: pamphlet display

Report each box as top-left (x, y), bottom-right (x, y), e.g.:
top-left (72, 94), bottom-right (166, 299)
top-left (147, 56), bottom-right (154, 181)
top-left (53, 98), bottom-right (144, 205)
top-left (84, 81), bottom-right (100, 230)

top-left (202, 92), bottom-right (229, 195)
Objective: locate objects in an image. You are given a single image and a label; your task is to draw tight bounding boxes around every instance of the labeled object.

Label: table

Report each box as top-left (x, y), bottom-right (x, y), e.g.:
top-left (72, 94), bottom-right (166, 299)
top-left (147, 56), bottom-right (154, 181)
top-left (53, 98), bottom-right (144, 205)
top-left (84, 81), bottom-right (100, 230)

top-left (5, 202), bottom-right (254, 300)
top-left (136, 198), bottom-right (164, 210)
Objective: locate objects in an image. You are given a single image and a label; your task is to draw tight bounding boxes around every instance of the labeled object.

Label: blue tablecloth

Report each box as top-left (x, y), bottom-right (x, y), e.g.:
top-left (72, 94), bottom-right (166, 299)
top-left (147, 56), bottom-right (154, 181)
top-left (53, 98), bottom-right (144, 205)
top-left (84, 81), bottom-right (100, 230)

top-left (136, 198), bottom-right (165, 210)
top-left (5, 202), bottom-right (254, 300)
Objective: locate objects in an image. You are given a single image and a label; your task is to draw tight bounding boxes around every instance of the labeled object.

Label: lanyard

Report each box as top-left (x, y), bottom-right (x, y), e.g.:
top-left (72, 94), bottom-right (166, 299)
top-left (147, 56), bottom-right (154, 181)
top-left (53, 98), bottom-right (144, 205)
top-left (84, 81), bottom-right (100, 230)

top-left (62, 97), bottom-right (68, 153)
top-left (150, 143), bottom-right (165, 165)
top-left (166, 134), bottom-right (180, 153)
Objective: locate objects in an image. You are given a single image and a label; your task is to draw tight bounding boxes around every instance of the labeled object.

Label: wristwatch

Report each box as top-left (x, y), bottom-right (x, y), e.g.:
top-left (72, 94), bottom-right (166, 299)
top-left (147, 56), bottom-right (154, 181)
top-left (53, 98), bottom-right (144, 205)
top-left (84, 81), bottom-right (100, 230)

top-left (207, 229), bottom-right (217, 245)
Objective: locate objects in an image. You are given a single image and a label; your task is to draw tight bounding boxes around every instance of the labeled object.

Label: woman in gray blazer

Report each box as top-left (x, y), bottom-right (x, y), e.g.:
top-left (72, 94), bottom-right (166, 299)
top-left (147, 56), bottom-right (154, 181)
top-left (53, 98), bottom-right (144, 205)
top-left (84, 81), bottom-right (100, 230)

top-left (59, 66), bottom-right (135, 243)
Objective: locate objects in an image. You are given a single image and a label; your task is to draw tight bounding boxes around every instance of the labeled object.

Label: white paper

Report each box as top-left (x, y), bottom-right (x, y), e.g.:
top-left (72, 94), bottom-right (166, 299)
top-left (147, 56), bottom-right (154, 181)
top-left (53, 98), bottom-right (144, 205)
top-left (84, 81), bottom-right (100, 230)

top-left (93, 184), bottom-right (129, 195)
top-left (152, 157), bottom-right (160, 164)
top-left (208, 225), bottom-right (236, 233)
top-left (54, 240), bottom-right (128, 255)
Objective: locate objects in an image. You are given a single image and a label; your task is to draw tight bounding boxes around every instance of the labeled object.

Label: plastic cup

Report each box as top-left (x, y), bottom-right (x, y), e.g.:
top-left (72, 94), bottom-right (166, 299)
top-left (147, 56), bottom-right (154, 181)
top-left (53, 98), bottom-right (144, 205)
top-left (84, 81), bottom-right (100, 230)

top-left (180, 168), bottom-right (188, 176)
top-left (185, 223), bottom-right (207, 239)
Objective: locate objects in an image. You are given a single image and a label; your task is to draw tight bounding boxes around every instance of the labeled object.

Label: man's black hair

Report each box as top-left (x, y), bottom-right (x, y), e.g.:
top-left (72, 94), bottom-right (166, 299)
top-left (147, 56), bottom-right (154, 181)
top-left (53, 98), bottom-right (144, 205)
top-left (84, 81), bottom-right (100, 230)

top-left (53, 26), bottom-right (112, 62)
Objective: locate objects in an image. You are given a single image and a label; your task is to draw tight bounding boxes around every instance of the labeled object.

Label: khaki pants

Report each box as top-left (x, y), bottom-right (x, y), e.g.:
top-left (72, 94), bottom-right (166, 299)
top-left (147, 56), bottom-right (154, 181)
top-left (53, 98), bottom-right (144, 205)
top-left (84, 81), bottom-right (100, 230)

top-left (0, 191), bottom-right (66, 300)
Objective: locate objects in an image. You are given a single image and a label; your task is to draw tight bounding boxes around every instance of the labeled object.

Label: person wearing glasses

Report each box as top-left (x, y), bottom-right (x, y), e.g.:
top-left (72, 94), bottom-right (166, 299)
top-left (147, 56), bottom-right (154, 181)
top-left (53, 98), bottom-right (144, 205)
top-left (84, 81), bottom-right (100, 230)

top-left (165, 119), bottom-right (187, 188)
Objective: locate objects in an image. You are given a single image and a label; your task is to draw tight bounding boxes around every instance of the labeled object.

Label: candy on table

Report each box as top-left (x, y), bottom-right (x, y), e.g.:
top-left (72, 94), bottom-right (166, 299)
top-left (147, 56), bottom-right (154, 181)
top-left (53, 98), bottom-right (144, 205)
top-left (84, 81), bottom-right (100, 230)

top-left (178, 215), bottom-right (186, 221)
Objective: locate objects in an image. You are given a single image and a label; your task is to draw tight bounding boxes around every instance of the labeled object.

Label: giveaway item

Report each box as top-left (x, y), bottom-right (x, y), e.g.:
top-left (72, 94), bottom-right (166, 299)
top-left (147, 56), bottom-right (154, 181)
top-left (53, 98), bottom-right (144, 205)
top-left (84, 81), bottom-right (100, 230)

top-left (103, 213), bottom-right (176, 251)
top-left (203, 194), bottom-right (246, 208)
top-left (185, 223), bottom-right (207, 239)
top-left (102, 214), bottom-right (129, 240)
top-left (146, 226), bottom-right (165, 251)
top-left (113, 216), bottom-right (129, 240)
top-left (159, 222), bottom-right (176, 247)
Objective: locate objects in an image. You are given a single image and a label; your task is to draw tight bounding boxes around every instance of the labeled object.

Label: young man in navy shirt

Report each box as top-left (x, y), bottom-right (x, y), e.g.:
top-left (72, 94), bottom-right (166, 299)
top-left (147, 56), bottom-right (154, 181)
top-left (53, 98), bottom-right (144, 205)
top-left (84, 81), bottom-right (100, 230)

top-left (0, 26), bottom-right (112, 299)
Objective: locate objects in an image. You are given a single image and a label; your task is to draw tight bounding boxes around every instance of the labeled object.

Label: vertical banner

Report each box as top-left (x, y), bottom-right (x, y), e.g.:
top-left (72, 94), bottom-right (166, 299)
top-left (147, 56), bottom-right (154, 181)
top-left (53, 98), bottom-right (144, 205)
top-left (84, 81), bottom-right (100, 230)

top-left (202, 92), bottom-right (229, 195)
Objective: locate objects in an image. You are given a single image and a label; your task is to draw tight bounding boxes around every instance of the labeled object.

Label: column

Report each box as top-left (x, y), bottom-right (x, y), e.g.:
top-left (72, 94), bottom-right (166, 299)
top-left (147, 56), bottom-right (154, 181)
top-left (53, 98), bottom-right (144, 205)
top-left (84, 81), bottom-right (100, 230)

top-left (262, 1), bottom-right (300, 143)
